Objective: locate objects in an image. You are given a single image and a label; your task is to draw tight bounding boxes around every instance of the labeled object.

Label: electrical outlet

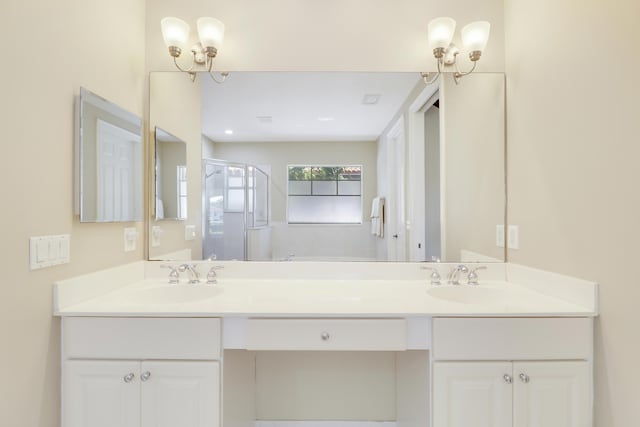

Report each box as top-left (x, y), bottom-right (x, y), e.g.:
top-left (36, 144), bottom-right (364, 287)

top-left (151, 226), bottom-right (162, 247)
top-left (508, 225), bottom-right (519, 249)
top-left (496, 225), bottom-right (505, 248)
top-left (185, 225), bottom-right (197, 241)
top-left (124, 227), bottom-right (138, 252)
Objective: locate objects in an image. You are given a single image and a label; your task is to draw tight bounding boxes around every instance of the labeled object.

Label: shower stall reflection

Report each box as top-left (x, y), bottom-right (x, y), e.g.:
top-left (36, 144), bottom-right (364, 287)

top-left (203, 159), bottom-right (270, 261)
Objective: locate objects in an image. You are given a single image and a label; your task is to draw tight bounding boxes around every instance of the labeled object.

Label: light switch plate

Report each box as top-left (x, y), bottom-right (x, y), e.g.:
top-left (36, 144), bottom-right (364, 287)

top-left (29, 234), bottom-right (70, 270)
top-left (496, 225), bottom-right (505, 248)
top-left (508, 225), bottom-right (519, 249)
top-left (185, 225), bottom-right (196, 241)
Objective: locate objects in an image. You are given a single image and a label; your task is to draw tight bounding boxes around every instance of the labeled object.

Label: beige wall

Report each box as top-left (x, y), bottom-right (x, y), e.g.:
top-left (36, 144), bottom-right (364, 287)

top-left (149, 73), bottom-right (202, 259)
top-left (0, 1), bottom-right (146, 426)
top-left (504, 0), bottom-right (640, 425)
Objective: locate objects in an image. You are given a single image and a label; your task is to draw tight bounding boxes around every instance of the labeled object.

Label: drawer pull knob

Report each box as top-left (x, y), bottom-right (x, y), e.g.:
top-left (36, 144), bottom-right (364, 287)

top-left (123, 373), bottom-right (135, 383)
top-left (519, 373), bottom-right (530, 383)
top-left (503, 374), bottom-right (512, 384)
top-left (321, 332), bottom-right (331, 341)
top-left (141, 371), bottom-right (151, 382)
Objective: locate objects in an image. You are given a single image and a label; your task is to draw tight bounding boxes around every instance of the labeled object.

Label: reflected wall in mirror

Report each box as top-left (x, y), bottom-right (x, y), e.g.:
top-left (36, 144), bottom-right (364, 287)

top-left (148, 72), bottom-right (505, 262)
top-left (155, 127), bottom-right (187, 220)
top-left (76, 87), bottom-right (143, 222)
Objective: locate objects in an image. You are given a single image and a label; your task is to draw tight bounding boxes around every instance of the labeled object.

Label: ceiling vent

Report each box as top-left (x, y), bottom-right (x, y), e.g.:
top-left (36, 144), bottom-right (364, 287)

top-left (256, 116), bottom-right (273, 123)
top-left (362, 94), bottom-right (381, 105)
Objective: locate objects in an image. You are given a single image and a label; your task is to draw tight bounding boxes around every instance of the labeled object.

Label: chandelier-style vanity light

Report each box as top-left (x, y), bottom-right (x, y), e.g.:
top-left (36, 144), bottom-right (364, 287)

top-left (161, 17), bottom-right (229, 83)
top-left (422, 17), bottom-right (490, 85)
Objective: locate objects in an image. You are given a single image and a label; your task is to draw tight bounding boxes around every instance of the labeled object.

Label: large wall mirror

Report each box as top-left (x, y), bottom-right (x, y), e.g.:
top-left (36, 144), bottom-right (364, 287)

top-left (75, 87), bottom-right (143, 222)
top-left (148, 72), bottom-right (505, 262)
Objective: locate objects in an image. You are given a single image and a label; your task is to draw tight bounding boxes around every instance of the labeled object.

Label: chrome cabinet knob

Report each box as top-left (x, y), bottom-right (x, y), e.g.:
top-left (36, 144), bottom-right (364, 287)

top-left (140, 371), bottom-right (151, 382)
top-left (123, 373), bottom-right (135, 383)
top-left (321, 332), bottom-right (330, 341)
top-left (519, 373), bottom-right (530, 383)
top-left (503, 374), bottom-right (512, 384)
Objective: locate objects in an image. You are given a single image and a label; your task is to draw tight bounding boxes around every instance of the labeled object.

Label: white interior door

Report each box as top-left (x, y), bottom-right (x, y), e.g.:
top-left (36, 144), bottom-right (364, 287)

top-left (64, 360), bottom-right (140, 427)
top-left (513, 361), bottom-right (590, 427)
top-left (387, 118), bottom-right (406, 261)
top-left (97, 119), bottom-right (140, 221)
top-left (433, 361), bottom-right (513, 427)
top-left (141, 360), bottom-right (220, 427)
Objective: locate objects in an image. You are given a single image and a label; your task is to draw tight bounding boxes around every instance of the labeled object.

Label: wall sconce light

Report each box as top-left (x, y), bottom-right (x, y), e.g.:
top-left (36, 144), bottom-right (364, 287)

top-left (422, 17), bottom-right (490, 85)
top-left (161, 17), bottom-right (229, 83)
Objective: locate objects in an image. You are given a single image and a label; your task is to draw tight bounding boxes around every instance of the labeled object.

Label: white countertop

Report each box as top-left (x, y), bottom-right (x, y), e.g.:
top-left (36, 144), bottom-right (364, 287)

top-left (53, 262), bottom-right (598, 317)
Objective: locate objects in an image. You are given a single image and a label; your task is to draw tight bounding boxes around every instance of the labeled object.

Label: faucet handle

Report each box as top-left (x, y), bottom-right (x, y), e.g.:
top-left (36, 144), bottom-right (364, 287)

top-left (421, 266), bottom-right (441, 285)
top-left (206, 265), bottom-right (224, 284)
top-left (160, 265), bottom-right (180, 284)
top-left (467, 266), bottom-right (487, 285)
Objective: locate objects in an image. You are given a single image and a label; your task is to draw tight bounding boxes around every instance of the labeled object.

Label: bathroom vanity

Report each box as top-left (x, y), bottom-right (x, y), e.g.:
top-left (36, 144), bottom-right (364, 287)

top-left (54, 261), bottom-right (597, 427)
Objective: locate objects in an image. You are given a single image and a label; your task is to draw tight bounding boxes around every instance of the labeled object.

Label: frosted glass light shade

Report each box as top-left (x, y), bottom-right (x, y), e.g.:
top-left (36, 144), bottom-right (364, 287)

top-left (428, 17), bottom-right (456, 50)
top-left (161, 17), bottom-right (190, 49)
top-left (197, 17), bottom-right (225, 50)
top-left (461, 21), bottom-right (491, 53)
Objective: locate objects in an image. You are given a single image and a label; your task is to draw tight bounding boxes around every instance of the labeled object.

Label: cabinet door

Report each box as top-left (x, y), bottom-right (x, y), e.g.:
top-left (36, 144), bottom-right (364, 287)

top-left (64, 360), bottom-right (140, 427)
top-left (513, 361), bottom-right (590, 427)
top-left (141, 361), bottom-right (220, 427)
top-left (433, 362), bottom-right (513, 427)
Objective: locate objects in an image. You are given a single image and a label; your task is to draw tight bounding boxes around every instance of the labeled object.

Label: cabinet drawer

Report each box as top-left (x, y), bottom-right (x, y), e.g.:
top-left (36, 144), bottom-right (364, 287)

top-left (64, 317), bottom-right (221, 360)
top-left (246, 318), bottom-right (407, 351)
top-left (432, 317), bottom-right (592, 360)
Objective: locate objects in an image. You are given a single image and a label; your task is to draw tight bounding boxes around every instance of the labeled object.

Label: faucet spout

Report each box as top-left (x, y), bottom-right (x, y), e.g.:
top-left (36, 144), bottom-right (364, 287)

top-left (179, 264), bottom-right (201, 284)
top-left (447, 264), bottom-right (469, 285)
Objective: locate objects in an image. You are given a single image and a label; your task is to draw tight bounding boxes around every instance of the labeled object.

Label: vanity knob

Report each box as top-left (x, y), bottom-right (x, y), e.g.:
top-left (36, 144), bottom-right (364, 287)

top-left (140, 371), bottom-right (151, 382)
top-left (123, 373), bottom-right (135, 383)
top-left (519, 373), bottom-right (530, 383)
top-left (321, 331), bottom-right (331, 341)
top-left (503, 374), bottom-right (512, 384)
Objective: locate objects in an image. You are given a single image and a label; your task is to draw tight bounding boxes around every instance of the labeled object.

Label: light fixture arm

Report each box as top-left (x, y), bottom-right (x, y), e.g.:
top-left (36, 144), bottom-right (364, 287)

top-left (452, 59), bottom-right (477, 84)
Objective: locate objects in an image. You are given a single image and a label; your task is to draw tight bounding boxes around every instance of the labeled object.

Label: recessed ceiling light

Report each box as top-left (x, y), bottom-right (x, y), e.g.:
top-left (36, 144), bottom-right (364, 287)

top-left (224, 129), bottom-right (233, 135)
top-left (362, 94), bottom-right (381, 105)
top-left (317, 117), bottom-right (334, 122)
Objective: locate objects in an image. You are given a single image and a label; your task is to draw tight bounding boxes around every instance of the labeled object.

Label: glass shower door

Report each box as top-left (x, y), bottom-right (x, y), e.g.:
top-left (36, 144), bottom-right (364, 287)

top-left (202, 160), bottom-right (247, 260)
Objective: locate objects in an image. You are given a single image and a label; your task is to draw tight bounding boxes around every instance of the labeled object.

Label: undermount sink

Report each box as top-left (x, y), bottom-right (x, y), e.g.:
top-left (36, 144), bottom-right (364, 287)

top-left (427, 285), bottom-right (514, 305)
top-left (129, 284), bottom-right (223, 304)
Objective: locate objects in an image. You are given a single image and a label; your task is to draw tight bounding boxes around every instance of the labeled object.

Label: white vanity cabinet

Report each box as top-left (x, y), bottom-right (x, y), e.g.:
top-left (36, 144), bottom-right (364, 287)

top-left (62, 317), bottom-right (222, 427)
top-left (431, 318), bottom-right (593, 427)
top-left (65, 360), bottom-right (219, 427)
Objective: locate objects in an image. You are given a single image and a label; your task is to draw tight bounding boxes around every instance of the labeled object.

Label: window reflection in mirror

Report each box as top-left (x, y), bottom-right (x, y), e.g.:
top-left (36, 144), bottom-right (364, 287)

top-left (76, 87), bottom-right (142, 222)
top-left (155, 127), bottom-right (188, 220)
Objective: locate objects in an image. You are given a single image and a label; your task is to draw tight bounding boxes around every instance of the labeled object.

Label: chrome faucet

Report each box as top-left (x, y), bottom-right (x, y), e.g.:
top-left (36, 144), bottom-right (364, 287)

top-left (421, 266), bottom-right (442, 285)
top-left (206, 266), bottom-right (224, 284)
top-left (178, 264), bottom-right (201, 284)
top-left (467, 266), bottom-right (487, 285)
top-left (160, 265), bottom-right (180, 284)
top-left (447, 264), bottom-right (469, 285)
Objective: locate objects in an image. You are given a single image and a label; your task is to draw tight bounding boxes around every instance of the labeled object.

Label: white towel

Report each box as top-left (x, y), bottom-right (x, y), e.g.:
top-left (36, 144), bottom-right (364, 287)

top-left (370, 197), bottom-right (384, 238)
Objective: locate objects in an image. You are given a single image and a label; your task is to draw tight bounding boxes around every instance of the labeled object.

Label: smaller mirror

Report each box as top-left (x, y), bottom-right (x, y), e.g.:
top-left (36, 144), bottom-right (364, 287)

top-left (155, 127), bottom-right (188, 220)
top-left (75, 87), bottom-right (142, 222)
